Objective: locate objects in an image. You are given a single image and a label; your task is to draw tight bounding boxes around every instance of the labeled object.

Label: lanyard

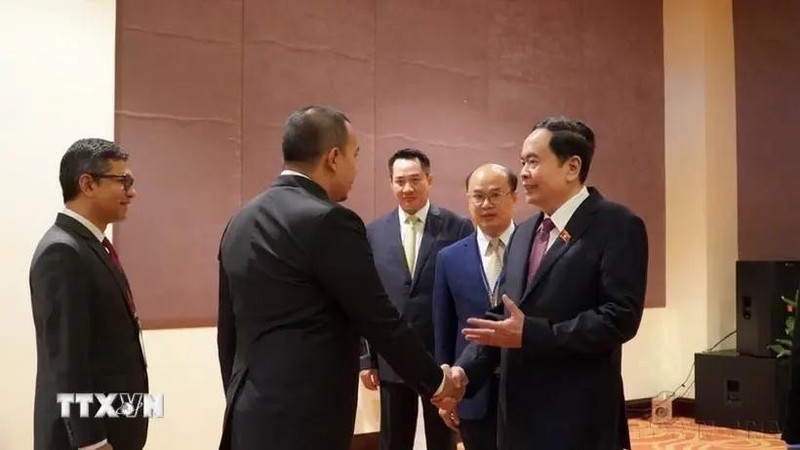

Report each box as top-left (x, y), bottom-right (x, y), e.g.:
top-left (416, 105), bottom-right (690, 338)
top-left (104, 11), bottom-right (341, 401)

top-left (479, 253), bottom-right (502, 308)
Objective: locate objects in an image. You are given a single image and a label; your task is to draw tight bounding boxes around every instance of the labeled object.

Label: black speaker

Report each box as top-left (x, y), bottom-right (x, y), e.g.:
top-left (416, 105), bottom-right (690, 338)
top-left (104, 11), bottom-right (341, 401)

top-left (695, 350), bottom-right (791, 432)
top-left (736, 260), bottom-right (800, 357)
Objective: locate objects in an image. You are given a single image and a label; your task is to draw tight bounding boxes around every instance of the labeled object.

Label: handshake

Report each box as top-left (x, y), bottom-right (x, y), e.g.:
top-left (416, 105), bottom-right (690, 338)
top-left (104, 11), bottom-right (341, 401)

top-left (432, 364), bottom-right (467, 431)
top-left (359, 364), bottom-right (467, 431)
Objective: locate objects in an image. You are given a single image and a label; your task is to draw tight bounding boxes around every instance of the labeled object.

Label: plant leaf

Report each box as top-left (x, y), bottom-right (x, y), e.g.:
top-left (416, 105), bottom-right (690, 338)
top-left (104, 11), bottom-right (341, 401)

top-left (768, 344), bottom-right (786, 354)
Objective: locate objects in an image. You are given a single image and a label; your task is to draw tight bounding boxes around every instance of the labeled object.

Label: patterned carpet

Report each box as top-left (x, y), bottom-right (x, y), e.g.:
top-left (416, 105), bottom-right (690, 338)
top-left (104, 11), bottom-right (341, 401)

top-left (629, 418), bottom-right (786, 449)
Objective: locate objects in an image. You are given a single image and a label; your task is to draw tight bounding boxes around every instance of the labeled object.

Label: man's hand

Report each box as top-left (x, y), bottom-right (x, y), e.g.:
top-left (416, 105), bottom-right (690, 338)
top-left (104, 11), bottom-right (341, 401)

top-left (359, 369), bottom-right (379, 391)
top-left (431, 365), bottom-right (467, 410)
top-left (438, 406), bottom-right (460, 431)
top-left (462, 295), bottom-right (524, 348)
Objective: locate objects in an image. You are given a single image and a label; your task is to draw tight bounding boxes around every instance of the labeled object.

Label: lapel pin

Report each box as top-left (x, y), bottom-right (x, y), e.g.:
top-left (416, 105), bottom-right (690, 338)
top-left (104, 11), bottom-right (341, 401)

top-left (559, 229), bottom-right (571, 244)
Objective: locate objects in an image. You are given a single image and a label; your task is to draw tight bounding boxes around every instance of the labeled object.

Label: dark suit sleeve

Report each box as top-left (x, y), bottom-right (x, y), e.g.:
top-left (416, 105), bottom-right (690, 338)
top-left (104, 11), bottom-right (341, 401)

top-left (521, 214), bottom-right (648, 356)
top-left (455, 341), bottom-right (500, 398)
top-left (30, 243), bottom-right (106, 447)
top-left (432, 252), bottom-right (457, 365)
top-left (217, 259), bottom-right (235, 391)
top-left (315, 207), bottom-right (443, 397)
top-left (358, 227), bottom-right (379, 372)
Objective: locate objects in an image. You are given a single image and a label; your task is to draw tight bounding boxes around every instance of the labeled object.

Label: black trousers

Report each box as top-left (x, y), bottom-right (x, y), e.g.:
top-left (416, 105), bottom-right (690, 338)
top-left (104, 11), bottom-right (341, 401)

top-left (379, 381), bottom-right (456, 450)
top-left (459, 377), bottom-right (499, 450)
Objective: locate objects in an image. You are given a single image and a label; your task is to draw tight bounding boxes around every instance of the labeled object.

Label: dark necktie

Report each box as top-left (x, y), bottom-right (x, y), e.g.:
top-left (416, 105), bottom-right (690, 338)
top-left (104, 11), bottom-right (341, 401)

top-left (526, 218), bottom-right (555, 282)
top-left (102, 237), bottom-right (136, 314)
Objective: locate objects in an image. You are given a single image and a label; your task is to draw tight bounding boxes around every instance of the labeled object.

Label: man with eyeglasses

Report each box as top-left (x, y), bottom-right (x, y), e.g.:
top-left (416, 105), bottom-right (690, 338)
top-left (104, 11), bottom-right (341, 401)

top-left (29, 138), bottom-right (146, 450)
top-left (432, 163), bottom-right (518, 450)
top-left (359, 148), bottom-right (473, 450)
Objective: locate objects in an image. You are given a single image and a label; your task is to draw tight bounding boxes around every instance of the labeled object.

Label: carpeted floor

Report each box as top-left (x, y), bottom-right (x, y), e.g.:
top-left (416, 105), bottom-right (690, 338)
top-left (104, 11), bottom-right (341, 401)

top-left (445, 418), bottom-right (786, 449)
top-left (629, 417), bottom-right (786, 449)
top-left (433, 416), bottom-right (788, 449)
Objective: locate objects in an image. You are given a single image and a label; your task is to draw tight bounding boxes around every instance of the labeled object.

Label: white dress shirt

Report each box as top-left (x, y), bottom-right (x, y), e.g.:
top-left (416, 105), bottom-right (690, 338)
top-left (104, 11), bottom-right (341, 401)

top-left (280, 169), bottom-right (311, 180)
top-left (475, 222), bottom-right (516, 292)
top-left (397, 201), bottom-right (430, 273)
top-left (541, 186), bottom-right (590, 249)
top-left (62, 208), bottom-right (105, 243)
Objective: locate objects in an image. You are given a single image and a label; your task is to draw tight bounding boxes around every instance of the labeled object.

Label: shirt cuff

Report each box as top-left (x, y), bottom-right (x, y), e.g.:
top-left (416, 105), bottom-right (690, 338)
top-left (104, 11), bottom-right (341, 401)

top-left (433, 366), bottom-right (447, 396)
top-left (80, 439), bottom-right (108, 450)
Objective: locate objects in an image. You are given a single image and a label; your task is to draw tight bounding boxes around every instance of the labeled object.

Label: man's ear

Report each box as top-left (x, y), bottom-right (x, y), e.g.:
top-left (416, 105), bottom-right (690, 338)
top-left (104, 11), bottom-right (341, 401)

top-left (323, 147), bottom-right (341, 172)
top-left (78, 173), bottom-right (96, 197)
top-left (566, 156), bottom-right (582, 181)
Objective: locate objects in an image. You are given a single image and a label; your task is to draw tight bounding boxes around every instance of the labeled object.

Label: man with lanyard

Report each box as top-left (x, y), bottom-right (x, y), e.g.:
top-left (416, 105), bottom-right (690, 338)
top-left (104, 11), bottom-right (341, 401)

top-left (432, 163), bottom-right (518, 450)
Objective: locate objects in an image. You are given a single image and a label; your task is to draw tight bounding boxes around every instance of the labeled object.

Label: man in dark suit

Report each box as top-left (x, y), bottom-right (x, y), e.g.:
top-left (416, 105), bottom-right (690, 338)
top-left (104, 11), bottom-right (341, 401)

top-left (29, 138), bottom-right (147, 450)
top-left (433, 164), bottom-right (518, 450)
top-left (216, 106), bottom-right (463, 450)
top-left (358, 148), bottom-right (473, 450)
top-left (441, 117), bottom-right (648, 450)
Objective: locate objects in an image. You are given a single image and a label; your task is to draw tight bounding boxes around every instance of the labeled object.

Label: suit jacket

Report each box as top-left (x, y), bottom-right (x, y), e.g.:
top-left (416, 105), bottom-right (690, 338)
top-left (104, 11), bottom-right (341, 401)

top-left (29, 213), bottom-right (148, 450)
top-left (457, 188), bottom-right (648, 450)
top-left (217, 175), bottom-right (445, 450)
top-left (433, 232), bottom-right (501, 420)
top-left (361, 205), bottom-right (473, 383)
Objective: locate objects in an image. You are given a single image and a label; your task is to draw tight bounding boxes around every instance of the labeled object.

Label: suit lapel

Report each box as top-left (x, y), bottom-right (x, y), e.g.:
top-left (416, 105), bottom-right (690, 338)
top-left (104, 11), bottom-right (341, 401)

top-left (522, 237), bottom-right (567, 301)
top-left (465, 233), bottom-right (494, 306)
top-left (520, 189), bottom-right (602, 305)
top-left (89, 241), bottom-right (138, 317)
top-left (411, 206), bottom-right (442, 289)
top-left (56, 214), bottom-right (138, 322)
top-left (508, 218), bottom-right (538, 304)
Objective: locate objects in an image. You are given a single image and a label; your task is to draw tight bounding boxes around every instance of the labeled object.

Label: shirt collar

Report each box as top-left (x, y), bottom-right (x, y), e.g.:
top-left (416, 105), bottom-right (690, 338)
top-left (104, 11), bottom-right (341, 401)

top-left (476, 222), bottom-right (515, 256)
top-left (546, 186), bottom-right (589, 232)
top-left (398, 200), bottom-right (431, 225)
top-left (280, 169), bottom-right (311, 180)
top-left (62, 207), bottom-right (106, 242)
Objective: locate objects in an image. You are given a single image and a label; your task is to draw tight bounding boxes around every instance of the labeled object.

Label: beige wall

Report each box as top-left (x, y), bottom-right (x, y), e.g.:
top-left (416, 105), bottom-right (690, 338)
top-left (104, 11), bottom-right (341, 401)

top-left (0, 1), bottom-right (117, 448)
top-left (0, 0), bottom-right (742, 448)
top-left (622, 0), bottom-right (738, 400)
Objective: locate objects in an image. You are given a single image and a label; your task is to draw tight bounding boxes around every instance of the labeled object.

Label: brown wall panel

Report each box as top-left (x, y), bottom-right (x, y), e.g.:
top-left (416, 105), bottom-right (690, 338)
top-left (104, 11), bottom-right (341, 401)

top-left (116, 0), bottom-right (665, 329)
top-left (114, 0), bottom-right (243, 328)
top-left (581, 0), bottom-right (666, 309)
top-left (734, 0), bottom-right (800, 260)
top-left (242, 0), bottom-right (377, 218)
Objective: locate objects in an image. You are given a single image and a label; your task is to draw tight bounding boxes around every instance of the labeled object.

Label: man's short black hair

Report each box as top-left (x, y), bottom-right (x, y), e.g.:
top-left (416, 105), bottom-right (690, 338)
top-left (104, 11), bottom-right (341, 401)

top-left (388, 148), bottom-right (431, 176)
top-left (533, 116), bottom-right (595, 183)
top-left (282, 105), bottom-right (350, 165)
top-left (60, 138), bottom-right (129, 203)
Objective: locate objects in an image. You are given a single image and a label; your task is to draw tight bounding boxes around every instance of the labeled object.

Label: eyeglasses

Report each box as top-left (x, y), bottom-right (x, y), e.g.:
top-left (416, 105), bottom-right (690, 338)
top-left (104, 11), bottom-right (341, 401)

top-left (92, 173), bottom-right (134, 191)
top-left (468, 191), bottom-right (512, 205)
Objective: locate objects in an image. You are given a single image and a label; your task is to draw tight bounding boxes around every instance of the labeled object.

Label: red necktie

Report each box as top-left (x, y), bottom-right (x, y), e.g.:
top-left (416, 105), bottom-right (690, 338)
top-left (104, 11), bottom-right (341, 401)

top-left (527, 218), bottom-right (555, 282)
top-left (102, 237), bottom-right (136, 314)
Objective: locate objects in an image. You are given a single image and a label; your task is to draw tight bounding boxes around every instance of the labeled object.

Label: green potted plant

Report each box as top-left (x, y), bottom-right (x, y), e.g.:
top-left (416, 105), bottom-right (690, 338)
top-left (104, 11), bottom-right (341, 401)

top-left (768, 289), bottom-right (798, 358)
